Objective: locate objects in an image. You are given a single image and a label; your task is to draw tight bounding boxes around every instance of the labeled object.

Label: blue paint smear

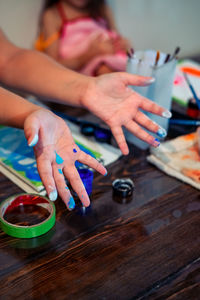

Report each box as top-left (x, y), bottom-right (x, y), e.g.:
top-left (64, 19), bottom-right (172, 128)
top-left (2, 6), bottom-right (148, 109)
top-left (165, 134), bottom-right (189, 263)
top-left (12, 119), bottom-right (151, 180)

top-left (55, 151), bottom-right (64, 164)
top-left (58, 168), bottom-right (63, 174)
top-left (73, 148), bottom-right (77, 153)
top-left (68, 196), bottom-right (75, 209)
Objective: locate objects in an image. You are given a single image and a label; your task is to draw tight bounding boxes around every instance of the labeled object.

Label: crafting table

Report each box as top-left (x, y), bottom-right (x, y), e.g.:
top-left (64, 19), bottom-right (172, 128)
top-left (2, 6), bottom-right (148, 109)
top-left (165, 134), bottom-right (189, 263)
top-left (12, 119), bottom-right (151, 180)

top-left (0, 129), bottom-right (199, 299)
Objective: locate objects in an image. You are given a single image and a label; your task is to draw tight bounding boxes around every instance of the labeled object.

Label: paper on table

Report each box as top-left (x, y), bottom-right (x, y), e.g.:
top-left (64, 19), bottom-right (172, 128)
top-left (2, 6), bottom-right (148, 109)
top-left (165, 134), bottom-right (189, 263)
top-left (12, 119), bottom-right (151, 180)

top-left (147, 132), bottom-right (200, 190)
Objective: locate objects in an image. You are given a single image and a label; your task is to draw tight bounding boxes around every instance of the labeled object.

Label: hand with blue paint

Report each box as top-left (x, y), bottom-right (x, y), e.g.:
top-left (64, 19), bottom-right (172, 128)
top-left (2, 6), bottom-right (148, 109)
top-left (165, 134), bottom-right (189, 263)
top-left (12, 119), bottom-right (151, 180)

top-left (82, 73), bottom-right (171, 155)
top-left (0, 29), bottom-right (170, 156)
top-left (24, 109), bottom-right (107, 209)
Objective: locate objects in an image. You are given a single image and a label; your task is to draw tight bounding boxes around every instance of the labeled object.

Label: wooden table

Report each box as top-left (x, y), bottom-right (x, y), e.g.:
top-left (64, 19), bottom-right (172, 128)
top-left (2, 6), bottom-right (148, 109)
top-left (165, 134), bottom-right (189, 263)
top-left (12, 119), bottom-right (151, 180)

top-left (0, 120), bottom-right (199, 300)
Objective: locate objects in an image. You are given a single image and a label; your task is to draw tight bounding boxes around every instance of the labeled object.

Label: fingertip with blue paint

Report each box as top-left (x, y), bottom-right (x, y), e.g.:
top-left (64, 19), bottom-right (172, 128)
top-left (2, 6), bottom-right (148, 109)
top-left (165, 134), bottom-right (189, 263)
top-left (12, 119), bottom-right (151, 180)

top-left (153, 138), bottom-right (160, 147)
top-left (157, 127), bottom-right (167, 138)
top-left (28, 134), bottom-right (39, 147)
top-left (68, 196), bottom-right (75, 210)
top-left (104, 170), bottom-right (108, 176)
top-left (49, 189), bottom-right (58, 201)
top-left (58, 168), bottom-right (63, 174)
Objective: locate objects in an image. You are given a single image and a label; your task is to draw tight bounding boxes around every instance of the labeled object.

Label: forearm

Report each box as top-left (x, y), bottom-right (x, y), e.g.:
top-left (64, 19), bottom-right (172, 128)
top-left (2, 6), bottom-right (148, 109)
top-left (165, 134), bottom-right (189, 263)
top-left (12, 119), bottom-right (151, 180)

top-left (56, 48), bottom-right (98, 71)
top-left (0, 87), bottom-right (40, 128)
top-left (0, 47), bottom-right (92, 107)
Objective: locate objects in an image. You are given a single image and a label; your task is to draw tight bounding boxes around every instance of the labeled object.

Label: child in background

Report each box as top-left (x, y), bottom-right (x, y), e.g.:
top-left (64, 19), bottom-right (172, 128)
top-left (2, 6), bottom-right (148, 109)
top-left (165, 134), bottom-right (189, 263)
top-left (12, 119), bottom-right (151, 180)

top-left (35, 0), bottom-right (131, 75)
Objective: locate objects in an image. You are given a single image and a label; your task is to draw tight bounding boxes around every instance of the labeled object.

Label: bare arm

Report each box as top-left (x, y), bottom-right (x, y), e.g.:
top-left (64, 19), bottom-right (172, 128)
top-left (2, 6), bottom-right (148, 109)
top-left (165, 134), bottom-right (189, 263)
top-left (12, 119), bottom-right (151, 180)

top-left (0, 29), bottom-right (171, 155)
top-left (0, 87), bottom-right (39, 128)
top-left (0, 29), bottom-right (89, 106)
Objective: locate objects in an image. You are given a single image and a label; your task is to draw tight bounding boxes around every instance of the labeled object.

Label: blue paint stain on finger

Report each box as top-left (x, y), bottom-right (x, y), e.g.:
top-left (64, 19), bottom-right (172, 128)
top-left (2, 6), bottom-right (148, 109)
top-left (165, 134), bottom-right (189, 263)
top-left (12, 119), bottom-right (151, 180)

top-left (55, 151), bottom-right (64, 164)
top-left (65, 186), bottom-right (69, 190)
top-left (73, 148), bottom-right (77, 153)
top-left (68, 196), bottom-right (75, 210)
top-left (58, 168), bottom-right (63, 174)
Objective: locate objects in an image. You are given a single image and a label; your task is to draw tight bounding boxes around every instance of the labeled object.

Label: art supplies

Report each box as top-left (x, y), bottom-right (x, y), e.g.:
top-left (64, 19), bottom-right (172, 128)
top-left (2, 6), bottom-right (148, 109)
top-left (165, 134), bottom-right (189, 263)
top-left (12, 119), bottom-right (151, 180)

top-left (169, 119), bottom-right (200, 126)
top-left (53, 111), bottom-right (112, 143)
top-left (147, 131), bottom-right (200, 190)
top-left (170, 46), bottom-right (180, 62)
top-left (183, 72), bottom-right (200, 109)
top-left (126, 49), bottom-right (177, 149)
top-left (197, 127), bottom-right (200, 155)
top-left (172, 59), bottom-right (200, 107)
top-left (155, 51), bottom-right (160, 66)
top-left (0, 194), bottom-right (56, 238)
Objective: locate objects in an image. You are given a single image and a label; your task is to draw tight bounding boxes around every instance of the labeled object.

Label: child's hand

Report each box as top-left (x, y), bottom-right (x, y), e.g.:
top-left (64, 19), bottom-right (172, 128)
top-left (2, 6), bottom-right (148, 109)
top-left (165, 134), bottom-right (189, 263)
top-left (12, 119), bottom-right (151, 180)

top-left (82, 72), bottom-right (171, 155)
top-left (114, 36), bottom-right (132, 52)
top-left (24, 109), bottom-right (107, 210)
top-left (90, 34), bottom-right (115, 56)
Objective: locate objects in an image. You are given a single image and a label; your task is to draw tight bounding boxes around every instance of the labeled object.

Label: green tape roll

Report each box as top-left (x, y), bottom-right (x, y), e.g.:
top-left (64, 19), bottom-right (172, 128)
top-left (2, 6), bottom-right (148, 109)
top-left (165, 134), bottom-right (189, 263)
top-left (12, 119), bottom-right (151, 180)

top-left (0, 194), bottom-right (56, 239)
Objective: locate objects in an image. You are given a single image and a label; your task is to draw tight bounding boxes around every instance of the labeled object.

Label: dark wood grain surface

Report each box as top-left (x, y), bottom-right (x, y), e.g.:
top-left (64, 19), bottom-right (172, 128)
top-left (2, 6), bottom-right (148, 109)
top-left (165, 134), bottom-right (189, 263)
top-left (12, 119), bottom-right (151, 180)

top-left (0, 126), bottom-right (199, 300)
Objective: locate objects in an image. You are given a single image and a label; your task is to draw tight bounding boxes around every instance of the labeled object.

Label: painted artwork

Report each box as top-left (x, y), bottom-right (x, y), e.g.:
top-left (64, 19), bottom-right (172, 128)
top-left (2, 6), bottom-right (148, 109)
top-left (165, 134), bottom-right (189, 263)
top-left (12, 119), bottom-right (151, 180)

top-left (147, 131), bottom-right (200, 190)
top-left (0, 126), bottom-right (44, 192)
top-left (172, 60), bottom-right (200, 106)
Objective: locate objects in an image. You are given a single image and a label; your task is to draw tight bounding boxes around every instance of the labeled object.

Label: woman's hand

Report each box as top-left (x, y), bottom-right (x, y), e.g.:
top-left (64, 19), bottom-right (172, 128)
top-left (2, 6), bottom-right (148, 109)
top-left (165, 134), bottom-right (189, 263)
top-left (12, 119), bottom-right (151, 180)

top-left (82, 72), bottom-right (171, 155)
top-left (24, 109), bottom-right (107, 209)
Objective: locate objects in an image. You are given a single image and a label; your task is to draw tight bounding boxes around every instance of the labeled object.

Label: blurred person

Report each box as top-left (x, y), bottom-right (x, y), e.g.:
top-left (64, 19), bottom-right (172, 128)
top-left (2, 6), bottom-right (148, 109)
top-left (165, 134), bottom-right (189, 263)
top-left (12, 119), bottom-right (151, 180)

top-left (35, 0), bottom-right (131, 75)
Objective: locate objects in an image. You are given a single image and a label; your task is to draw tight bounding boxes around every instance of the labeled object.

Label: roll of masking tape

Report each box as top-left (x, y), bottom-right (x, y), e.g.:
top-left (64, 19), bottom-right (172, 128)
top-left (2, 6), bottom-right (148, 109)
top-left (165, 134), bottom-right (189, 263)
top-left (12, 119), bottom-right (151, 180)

top-left (0, 194), bottom-right (56, 239)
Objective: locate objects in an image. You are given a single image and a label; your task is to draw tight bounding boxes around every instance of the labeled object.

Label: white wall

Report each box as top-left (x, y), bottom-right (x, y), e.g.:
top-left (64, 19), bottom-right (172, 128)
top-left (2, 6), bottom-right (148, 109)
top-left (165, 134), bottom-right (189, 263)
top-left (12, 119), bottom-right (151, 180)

top-left (0, 0), bottom-right (43, 48)
top-left (109, 0), bottom-right (200, 57)
top-left (0, 0), bottom-right (200, 57)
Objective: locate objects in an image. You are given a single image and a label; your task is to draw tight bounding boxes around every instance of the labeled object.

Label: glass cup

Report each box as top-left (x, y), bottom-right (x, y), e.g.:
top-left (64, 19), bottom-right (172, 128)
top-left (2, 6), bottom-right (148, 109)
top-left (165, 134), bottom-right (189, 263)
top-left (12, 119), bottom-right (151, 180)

top-left (125, 49), bottom-right (177, 149)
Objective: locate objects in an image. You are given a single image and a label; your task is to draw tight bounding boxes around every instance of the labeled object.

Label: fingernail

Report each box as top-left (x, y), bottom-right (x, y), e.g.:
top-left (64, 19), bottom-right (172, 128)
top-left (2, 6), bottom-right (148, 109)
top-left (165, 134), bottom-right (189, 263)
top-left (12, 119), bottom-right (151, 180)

top-left (49, 189), bottom-right (58, 201)
top-left (146, 77), bottom-right (155, 84)
top-left (162, 110), bottom-right (172, 118)
top-left (68, 196), bottom-right (75, 210)
top-left (157, 127), bottom-right (167, 138)
top-left (153, 138), bottom-right (160, 147)
top-left (28, 134), bottom-right (38, 147)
